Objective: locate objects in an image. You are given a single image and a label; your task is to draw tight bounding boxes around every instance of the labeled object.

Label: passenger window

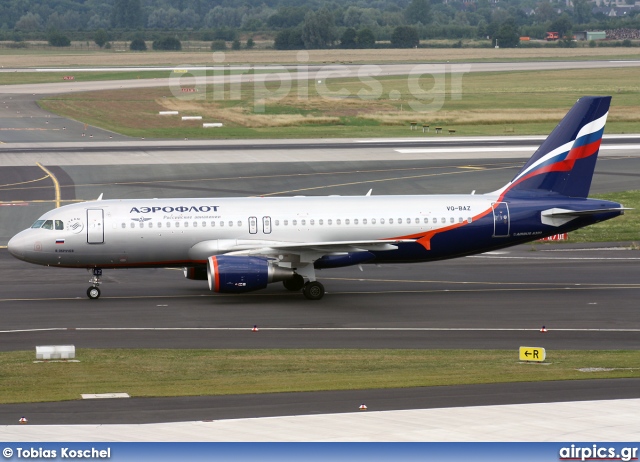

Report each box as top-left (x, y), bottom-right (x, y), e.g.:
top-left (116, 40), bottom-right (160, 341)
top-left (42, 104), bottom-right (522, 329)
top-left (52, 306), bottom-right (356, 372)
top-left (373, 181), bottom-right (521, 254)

top-left (328, 219), bottom-right (332, 225)
top-left (166, 222), bottom-right (171, 228)
top-left (139, 222), bottom-right (144, 228)
top-left (284, 220), bottom-right (288, 226)
top-left (354, 219), bottom-right (358, 225)
top-left (211, 221), bottom-right (215, 227)
top-left (184, 222), bottom-right (189, 228)
top-left (31, 220), bottom-right (45, 228)
top-left (229, 221), bottom-right (233, 227)
top-left (293, 220), bottom-right (297, 226)
top-left (389, 218), bottom-right (393, 224)
top-left (55, 220), bottom-right (64, 230)
top-left (193, 222), bottom-right (197, 228)
top-left (310, 219), bottom-right (314, 225)
top-left (398, 218), bottom-right (402, 224)
top-left (319, 219), bottom-right (323, 225)
top-left (219, 221), bottom-right (224, 227)
top-left (158, 222), bottom-right (162, 228)
top-left (433, 218), bottom-right (437, 224)
top-left (175, 222), bottom-right (180, 228)
top-left (301, 219), bottom-right (306, 225)
top-left (336, 219), bottom-right (341, 225)
top-left (450, 217), bottom-right (455, 223)
top-left (149, 222), bottom-right (153, 228)
top-left (468, 217), bottom-right (472, 223)
top-left (202, 221), bottom-right (206, 227)
top-left (363, 219), bottom-right (367, 225)
top-left (237, 221), bottom-right (242, 227)
top-left (441, 217), bottom-right (446, 223)
top-left (372, 218), bottom-right (376, 224)
top-left (275, 220), bottom-right (280, 226)
top-left (130, 223), bottom-right (135, 229)
top-left (380, 218), bottom-right (385, 224)
top-left (42, 220), bottom-right (53, 230)
top-left (459, 217), bottom-right (463, 223)
top-left (121, 223), bottom-right (126, 229)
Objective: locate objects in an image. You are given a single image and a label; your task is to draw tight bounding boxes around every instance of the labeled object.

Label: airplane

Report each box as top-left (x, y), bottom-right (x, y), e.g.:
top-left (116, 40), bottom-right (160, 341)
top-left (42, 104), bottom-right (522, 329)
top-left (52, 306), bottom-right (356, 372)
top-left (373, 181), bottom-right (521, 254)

top-left (7, 96), bottom-right (627, 301)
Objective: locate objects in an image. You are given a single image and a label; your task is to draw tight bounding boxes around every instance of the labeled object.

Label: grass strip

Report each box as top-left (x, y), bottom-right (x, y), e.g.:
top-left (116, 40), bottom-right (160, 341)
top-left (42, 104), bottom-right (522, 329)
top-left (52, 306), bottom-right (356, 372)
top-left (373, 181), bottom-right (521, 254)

top-left (37, 67), bottom-right (640, 139)
top-left (0, 349), bottom-right (638, 404)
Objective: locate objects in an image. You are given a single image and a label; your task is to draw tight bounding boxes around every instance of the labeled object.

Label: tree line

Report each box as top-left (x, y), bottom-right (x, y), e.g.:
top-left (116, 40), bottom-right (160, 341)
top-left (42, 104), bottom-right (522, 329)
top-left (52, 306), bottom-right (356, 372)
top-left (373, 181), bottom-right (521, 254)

top-left (2, 0), bottom-right (639, 49)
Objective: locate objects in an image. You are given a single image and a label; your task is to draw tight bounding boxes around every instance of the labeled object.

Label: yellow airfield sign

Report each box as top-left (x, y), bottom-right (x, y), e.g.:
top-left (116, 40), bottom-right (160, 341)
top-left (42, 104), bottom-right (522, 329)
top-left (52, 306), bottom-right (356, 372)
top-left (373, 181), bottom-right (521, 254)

top-left (519, 346), bottom-right (546, 362)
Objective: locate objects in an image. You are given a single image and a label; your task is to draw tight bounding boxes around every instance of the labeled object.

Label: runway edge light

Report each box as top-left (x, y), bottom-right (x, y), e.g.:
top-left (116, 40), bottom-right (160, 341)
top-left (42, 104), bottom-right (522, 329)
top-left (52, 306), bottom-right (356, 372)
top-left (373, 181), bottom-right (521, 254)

top-left (519, 346), bottom-right (546, 362)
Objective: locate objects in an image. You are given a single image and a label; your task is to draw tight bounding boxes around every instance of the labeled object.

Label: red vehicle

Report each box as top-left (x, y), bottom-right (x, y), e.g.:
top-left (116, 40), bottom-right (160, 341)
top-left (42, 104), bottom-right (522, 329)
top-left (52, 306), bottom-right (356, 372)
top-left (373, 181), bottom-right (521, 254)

top-left (546, 31), bottom-right (559, 41)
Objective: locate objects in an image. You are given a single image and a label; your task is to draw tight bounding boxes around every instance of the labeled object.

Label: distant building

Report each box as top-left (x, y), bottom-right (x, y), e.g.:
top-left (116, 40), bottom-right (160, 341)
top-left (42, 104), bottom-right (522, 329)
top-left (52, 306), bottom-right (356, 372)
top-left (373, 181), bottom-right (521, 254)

top-left (575, 31), bottom-right (607, 40)
top-left (592, 5), bottom-right (640, 16)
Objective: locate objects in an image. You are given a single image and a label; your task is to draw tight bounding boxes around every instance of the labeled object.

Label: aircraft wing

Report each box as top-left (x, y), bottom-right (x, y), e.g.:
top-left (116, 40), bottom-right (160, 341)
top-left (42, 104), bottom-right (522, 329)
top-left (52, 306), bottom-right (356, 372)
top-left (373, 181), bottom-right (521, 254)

top-left (224, 239), bottom-right (416, 258)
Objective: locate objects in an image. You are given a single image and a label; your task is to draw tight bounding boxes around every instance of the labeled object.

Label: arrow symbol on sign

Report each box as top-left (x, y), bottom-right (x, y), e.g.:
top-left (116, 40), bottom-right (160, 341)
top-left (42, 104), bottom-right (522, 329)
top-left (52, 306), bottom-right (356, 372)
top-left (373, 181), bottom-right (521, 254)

top-left (525, 351), bottom-right (531, 357)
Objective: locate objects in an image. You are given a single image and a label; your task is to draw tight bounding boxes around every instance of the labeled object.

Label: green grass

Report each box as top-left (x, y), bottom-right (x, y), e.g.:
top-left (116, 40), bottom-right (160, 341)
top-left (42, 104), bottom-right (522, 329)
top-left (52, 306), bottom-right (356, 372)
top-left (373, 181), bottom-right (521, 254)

top-left (36, 67), bottom-right (640, 139)
top-left (0, 71), bottom-right (170, 85)
top-left (1, 349), bottom-right (638, 404)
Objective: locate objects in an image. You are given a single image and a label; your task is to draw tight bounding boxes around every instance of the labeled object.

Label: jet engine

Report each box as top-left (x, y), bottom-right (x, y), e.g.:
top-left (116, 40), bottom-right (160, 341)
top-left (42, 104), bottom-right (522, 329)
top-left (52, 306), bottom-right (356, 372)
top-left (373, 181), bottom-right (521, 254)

top-left (207, 255), bottom-right (295, 293)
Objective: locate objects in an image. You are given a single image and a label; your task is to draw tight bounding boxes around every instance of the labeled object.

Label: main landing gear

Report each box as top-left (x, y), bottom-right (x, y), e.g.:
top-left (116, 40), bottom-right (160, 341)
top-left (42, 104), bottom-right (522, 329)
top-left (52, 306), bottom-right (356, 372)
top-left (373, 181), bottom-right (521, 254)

top-left (302, 281), bottom-right (324, 300)
top-left (281, 266), bottom-right (325, 300)
top-left (87, 268), bottom-right (102, 300)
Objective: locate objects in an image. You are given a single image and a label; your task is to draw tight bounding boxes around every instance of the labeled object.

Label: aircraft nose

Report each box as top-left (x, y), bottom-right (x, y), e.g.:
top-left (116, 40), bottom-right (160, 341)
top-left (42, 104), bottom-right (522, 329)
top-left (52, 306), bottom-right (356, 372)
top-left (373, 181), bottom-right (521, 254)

top-left (7, 231), bottom-right (28, 260)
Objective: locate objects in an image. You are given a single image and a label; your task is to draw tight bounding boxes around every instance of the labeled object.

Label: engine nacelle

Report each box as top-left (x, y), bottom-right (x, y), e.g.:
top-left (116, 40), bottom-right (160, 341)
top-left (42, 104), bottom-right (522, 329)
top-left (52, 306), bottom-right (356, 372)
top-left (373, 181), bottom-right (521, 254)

top-left (183, 266), bottom-right (208, 280)
top-left (207, 256), bottom-right (295, 293)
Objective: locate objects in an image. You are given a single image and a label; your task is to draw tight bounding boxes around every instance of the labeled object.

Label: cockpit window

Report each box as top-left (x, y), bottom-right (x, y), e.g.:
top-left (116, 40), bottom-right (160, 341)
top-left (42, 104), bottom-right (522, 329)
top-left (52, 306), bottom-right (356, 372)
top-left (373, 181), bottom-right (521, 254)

top-left (55, 220), bottom-right (64, 230)
top-left (31, 220), bottom-right (45, 229)
top-left (41, 220), bottom-right (53, 230)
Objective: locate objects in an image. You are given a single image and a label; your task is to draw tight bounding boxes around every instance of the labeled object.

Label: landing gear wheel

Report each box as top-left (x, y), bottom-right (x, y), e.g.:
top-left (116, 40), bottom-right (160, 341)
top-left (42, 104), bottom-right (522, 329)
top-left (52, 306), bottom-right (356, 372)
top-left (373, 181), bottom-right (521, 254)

top-left (87, 287), bottom-right (101, 300)
top-left (283, 274), bottom-right (305, 291)
top-left (303, 281), bottom-right (325, 300)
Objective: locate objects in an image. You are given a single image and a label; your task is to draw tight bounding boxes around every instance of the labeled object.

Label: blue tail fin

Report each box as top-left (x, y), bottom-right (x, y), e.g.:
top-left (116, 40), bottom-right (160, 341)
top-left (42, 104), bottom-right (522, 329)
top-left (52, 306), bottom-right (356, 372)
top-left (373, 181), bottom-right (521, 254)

top-left (501, 96), bottom-right (611, 198)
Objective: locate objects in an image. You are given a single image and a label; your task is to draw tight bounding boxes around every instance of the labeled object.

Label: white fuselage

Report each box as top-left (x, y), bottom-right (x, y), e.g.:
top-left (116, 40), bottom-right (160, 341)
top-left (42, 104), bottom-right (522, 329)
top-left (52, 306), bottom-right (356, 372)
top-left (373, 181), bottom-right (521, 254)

top-left (8, 194), bottom-right (495, 268)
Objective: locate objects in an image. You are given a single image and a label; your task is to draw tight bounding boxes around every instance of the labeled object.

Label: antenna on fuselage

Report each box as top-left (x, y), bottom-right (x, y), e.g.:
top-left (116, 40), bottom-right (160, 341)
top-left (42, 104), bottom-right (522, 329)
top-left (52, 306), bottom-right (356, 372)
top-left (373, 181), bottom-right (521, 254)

top-left (366, 189), bottom-right (372, 196)
top-left (97, 193), bottom-right (103, 201)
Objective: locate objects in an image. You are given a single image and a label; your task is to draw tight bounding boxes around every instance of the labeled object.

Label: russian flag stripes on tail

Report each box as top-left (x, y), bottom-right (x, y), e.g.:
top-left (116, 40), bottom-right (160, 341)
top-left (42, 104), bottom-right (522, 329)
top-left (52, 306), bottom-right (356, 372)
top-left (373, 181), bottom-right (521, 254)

top-left (500, 96), bottom-right (611, 199)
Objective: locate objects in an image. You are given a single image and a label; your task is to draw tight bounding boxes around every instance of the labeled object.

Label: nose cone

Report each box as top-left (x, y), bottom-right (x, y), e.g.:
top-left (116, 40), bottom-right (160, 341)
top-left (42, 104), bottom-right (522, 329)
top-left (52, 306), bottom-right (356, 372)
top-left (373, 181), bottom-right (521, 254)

top-left (7, 231), bottom-right (29, 261)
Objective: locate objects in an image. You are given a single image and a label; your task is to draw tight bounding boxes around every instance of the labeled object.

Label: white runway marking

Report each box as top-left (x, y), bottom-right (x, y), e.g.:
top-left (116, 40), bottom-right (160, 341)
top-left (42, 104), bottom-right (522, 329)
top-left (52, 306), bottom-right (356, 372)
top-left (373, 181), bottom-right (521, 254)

top-left (3, 327), bottom-right (640, 333)
top-left (394, 144), bottom-right (640, 154)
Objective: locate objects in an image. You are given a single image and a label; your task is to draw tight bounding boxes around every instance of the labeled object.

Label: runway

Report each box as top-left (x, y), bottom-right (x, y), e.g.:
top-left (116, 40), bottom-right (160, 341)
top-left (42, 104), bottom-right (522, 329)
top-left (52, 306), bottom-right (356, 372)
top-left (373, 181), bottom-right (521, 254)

top-left (1, 242), bottom-right (640, 351)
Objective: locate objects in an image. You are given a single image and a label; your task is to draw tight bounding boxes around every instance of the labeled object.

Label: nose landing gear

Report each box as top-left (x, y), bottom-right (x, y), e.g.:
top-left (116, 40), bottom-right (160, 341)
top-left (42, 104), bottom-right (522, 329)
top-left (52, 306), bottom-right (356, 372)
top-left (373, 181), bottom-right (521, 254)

top-left (87, 268), bottom-right (102, 299)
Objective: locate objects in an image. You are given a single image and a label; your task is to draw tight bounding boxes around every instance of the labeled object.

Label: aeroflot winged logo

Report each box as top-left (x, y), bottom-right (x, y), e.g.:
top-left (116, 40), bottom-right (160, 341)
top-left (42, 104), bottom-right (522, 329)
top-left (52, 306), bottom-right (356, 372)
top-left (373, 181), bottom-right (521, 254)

top-left (130, 205), bottom-right (220, 213)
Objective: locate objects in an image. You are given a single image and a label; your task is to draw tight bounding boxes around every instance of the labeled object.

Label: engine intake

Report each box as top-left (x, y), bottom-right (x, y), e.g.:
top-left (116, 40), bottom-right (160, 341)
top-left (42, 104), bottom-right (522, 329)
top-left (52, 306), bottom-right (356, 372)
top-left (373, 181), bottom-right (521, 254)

top-left (207, 255), bottom-right (294, 293)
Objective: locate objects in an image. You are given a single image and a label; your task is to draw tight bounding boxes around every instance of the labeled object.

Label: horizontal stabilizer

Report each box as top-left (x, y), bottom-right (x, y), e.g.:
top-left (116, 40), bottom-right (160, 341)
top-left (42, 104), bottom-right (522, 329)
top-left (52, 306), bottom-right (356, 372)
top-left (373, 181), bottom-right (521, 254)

top-left (541, 207), bottom-right (629, 227)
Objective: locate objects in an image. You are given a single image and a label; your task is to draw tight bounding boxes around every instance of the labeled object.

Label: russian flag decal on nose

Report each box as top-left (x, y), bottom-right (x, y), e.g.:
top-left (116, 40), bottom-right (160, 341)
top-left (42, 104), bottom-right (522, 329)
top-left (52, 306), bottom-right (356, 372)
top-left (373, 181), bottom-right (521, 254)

top-left (56, 239), bottom-right (65, 244)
